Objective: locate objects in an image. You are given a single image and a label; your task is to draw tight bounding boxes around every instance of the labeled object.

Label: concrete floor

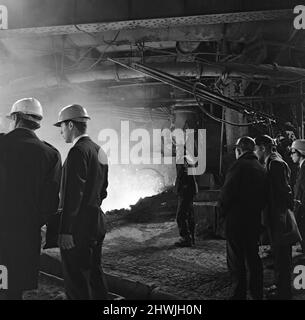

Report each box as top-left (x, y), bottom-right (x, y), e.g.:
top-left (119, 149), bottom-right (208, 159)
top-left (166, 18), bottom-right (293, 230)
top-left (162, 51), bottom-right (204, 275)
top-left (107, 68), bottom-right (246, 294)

top-left (32, 216), bottom-right (305, 300)
top-left (26, 191), bottom-right (305, 300)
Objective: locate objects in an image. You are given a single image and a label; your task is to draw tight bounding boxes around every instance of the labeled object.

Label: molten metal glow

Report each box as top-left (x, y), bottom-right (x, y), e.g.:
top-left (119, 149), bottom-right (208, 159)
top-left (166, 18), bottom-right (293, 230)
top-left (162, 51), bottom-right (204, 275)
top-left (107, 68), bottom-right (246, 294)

top-left (102, 167), bottom-right (164, 212)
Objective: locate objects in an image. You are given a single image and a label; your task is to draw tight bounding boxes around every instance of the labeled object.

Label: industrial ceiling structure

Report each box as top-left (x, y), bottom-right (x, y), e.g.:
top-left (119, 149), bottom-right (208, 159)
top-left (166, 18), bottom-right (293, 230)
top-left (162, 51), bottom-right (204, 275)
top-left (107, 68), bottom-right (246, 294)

top-left (0, 0), bottom-right (303, 143)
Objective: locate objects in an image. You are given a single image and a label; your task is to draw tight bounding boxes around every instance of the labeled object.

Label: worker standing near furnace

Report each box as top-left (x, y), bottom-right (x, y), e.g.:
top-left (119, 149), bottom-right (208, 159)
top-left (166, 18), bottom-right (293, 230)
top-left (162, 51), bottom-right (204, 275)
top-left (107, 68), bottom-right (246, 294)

top-left (0, 98), bottom-right (61, 300)
top-left (54, 104), bottom-right (109, 299)
top-left (175, 153), bottom-right (198, 247)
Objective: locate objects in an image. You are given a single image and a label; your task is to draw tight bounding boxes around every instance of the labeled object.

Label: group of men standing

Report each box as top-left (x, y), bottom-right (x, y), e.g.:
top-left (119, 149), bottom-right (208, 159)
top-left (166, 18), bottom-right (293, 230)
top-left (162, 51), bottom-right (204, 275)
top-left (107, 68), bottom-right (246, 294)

top-left (219, 134), bottom-right (305, 300)
top-left (2, 96), bottom-right (305, 301)
top-left (0, 98), bottom-right (109, 300)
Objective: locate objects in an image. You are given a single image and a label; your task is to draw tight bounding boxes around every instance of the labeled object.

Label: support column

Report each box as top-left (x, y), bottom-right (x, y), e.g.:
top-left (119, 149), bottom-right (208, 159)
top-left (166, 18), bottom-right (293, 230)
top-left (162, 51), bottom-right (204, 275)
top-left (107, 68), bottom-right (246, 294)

top-left (224, 80), bottom-right (249, 151)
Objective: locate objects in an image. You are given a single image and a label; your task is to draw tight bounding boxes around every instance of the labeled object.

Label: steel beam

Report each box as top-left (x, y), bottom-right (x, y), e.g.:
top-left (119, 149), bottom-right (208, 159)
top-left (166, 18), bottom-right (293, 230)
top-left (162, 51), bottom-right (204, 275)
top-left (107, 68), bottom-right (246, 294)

top-left (0, 9), bottom-right (293, 39)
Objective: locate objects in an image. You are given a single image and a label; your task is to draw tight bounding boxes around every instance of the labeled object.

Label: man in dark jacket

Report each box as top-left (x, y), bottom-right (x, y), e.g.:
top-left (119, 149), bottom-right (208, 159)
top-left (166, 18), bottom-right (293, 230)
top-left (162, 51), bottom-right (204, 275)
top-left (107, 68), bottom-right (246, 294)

top-left (54, 104), bottom-right (109, 300)
top-left (255, 135), bottom-right (294, 300)
top-left (290, 139), bottom-right (305, 253)
top-left (175, 152), bottom-right (198, 247)
top-left (219, 136), bottom-right (267, 300)
top-left (0, 98), bottom-right (61, 300)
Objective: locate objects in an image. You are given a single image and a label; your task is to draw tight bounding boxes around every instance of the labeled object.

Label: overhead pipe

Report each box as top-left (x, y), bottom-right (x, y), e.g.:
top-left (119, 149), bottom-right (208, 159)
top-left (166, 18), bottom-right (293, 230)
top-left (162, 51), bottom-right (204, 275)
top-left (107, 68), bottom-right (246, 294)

top-left (108, 58), bottom-right (276, 124)
top-left (1, 63), bottom-right (201, 92)
top-left (3, 60), bottom-right (305, 92)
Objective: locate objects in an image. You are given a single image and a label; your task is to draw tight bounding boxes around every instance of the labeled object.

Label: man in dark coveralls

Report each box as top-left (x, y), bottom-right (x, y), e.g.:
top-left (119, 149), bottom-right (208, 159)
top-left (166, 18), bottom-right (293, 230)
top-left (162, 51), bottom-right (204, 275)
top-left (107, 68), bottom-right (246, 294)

top-left (0, 98), bottom-right (62, 300)
top-left (54, 104), bottom-right (109, 300)
top-left (255, 135), bottom-right (294, 300)
top-left (174, 151), bottom-right (198, 247)
top-left (219, 136), bottom-right (267, 300)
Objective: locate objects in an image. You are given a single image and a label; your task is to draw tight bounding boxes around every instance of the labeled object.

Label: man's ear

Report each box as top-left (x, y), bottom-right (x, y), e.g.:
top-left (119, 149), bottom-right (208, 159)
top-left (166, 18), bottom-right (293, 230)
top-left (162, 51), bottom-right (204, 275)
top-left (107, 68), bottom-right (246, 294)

top-left (68, 121), bottom-right (74, 130)
top-left (235, 148), bottom-right (241, 159)
top-left (12, 114), bottom-right (18, 126)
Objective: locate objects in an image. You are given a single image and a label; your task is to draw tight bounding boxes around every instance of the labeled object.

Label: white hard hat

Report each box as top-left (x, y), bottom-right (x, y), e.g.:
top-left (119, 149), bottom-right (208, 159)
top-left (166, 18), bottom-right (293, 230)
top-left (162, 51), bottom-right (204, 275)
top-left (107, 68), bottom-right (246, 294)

top-left (291, 139), bottom-right (305, 156)
top-left (54, 104), bottom-right (90, 127)
top-left (7, 98), bottom-right (43, 124)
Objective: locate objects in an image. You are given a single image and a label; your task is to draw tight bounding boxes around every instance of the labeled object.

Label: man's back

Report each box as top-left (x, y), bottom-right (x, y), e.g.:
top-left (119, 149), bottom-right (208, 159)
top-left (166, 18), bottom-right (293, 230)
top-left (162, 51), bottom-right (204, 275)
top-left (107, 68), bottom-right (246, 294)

top-left (266, 152), bottom-right (293, 213)
top-left (221, 141), bottom-right (267, 300)
top-left (0, 128), bottom-right (61, 293)
top-left (220, 152), bottom-right (268, 236)
top-left (60, 136), bottom-right (108, 242)
top-left (265, 152), bottom-right (294, 242)
top-left (0, 128), bottom-right (61, 232)
top-left (77, 137), bottom-right (108, 207)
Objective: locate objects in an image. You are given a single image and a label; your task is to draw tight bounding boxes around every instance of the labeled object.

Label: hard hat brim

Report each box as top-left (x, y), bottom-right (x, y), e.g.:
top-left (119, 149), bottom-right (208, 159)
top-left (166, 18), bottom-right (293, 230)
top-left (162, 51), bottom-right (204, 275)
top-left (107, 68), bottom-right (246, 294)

top-left (53, 117), bottom-right (90, 127)
top-left (6, 112), bottom-right (42, 122)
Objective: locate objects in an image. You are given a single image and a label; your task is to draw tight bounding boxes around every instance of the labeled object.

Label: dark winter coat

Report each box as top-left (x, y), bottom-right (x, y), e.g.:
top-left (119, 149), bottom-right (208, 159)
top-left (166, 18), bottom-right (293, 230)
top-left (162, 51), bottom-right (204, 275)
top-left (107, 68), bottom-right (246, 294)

top-left (0, 128), bottom-right (61, 290)
top-left (294, 161), bottom-right (305, 216)
top-left (265, 152), bottom-right (294, 245)
top-left (219, 151), bottom-right (268, 239)
top-left (59, 136), bottom-right (108, 244)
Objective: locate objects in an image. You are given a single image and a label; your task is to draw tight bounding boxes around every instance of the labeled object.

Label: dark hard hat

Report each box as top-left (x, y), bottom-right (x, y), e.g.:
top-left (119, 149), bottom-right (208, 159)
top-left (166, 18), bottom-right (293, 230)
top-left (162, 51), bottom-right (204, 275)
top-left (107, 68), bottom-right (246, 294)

top-left (255, 135), bottom-right (276, 147)
top-left (235, 136), bottom-right (255, 152)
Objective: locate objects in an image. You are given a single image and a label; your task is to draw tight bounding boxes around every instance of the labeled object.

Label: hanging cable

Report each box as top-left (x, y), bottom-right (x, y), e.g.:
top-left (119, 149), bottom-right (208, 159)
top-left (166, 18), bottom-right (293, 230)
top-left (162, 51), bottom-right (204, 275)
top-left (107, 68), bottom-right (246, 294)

top-left (192, 82), bottom-right (266, 127)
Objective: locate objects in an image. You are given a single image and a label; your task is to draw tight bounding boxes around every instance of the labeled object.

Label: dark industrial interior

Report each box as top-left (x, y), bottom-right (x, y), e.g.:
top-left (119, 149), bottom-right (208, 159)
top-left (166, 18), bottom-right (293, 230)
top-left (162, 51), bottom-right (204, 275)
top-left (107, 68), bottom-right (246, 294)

top-left (1, 0), bottom-right (305, 301)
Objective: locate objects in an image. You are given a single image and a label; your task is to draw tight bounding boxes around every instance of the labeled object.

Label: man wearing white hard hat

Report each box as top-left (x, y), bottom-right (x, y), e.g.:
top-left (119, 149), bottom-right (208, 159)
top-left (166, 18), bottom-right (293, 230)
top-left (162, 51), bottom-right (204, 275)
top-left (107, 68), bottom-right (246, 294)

top-left (291, 139), bottom-right (305, 253)
top-left (54, 104), bottom-right (109, 300)
top-left (0, 98), bottom-right (62, 300)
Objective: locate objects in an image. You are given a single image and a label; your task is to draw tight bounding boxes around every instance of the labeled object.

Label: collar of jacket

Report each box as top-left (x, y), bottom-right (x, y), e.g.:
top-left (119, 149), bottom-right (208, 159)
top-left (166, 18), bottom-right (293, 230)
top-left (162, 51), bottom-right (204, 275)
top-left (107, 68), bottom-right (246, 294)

top-left (72, 134), bottom-right (89, 146)
top-left (6, 127), bottom-right (39, 140)
top-left (238, 151), bottom-right (258, 161)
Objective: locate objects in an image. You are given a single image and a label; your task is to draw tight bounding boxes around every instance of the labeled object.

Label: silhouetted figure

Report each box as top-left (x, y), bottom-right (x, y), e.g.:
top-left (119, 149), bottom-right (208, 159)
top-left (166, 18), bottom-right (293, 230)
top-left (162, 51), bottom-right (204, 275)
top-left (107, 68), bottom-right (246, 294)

top-left (219, 136), bottom-right (267, 300)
